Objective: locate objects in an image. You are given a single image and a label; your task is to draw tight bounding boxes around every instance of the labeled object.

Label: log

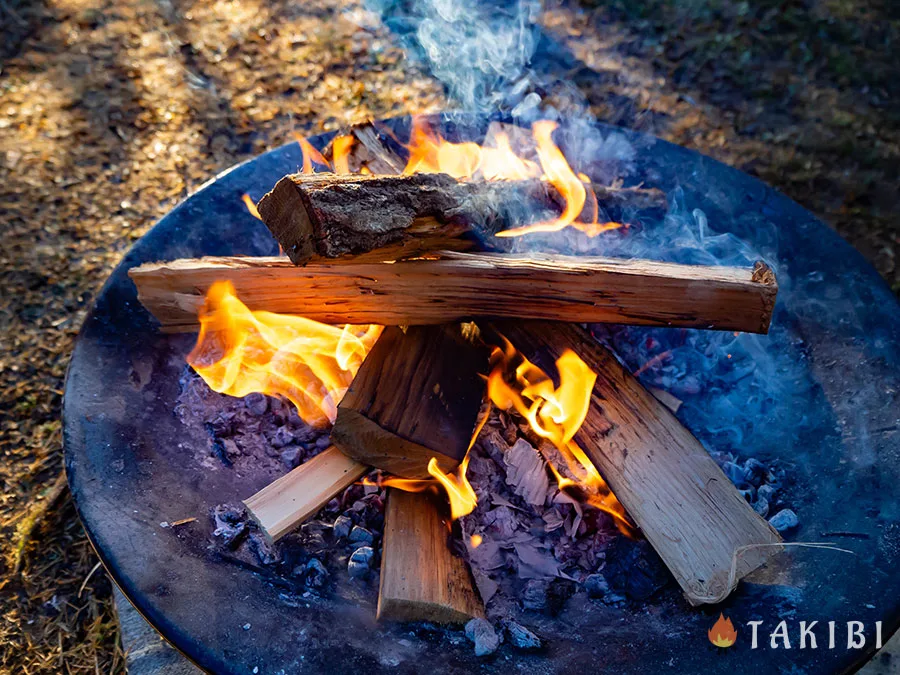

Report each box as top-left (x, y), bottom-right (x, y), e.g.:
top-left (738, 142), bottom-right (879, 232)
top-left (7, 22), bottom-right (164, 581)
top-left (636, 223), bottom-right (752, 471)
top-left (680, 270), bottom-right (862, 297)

top-left (484, 321), bottom-right (783, 606)
top-left (377, 488), bottom-right (484, 624)
top-left (257, 172), bottom-right (666, 264)
top-left (243, 446), bottom-right (367, 542)
top-left (322, 121), bottom-right (406, 175)
top-left (128, 253), bottom-right (777, 334)
top-left (331, 325), bottom-right (489, 479)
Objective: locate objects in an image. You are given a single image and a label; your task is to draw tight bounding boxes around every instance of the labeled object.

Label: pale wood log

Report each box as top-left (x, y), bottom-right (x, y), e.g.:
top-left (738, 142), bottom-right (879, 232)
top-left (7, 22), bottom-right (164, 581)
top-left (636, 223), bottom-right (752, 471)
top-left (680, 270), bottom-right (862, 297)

top-left (377, 488), bottom-right (484, 624)
top-left (128, 253), bottom-right (777, 334)
top-left (332, 325), bottom-right (489, 479)
top-left (486, 321), bottom-right (783, 606)
top-left (243, 446), bottom-right (367, 542)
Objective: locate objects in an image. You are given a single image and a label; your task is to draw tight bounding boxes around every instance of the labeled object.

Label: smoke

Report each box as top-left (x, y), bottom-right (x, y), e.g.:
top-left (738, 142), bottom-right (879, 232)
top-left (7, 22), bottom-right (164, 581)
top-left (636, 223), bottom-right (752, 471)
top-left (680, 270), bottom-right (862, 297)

top-left (365, 0), bottom-right (900, 509)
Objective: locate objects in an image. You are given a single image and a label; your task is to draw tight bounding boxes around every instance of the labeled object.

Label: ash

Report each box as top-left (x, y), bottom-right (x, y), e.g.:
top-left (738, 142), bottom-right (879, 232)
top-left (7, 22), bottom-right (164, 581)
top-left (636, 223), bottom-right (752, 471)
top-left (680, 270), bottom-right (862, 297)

top-left (176, 363), bottom-right (796, 650)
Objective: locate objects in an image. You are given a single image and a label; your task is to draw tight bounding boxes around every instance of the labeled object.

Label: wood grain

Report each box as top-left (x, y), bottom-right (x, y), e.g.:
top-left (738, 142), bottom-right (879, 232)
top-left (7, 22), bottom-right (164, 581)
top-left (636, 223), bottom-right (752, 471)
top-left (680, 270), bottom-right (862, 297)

top-left (331, 325), bottom-right (489, 479)
top-left (243, 446), bottom-right (367, 542)
top-left (128, 253), bottom-right (777, 334)
top-left (256, 171), bottom-right (667, 264)
top-left (377, 488), bottom-right (484, 624)
top-left (488, 321), bottom-right (783, 605)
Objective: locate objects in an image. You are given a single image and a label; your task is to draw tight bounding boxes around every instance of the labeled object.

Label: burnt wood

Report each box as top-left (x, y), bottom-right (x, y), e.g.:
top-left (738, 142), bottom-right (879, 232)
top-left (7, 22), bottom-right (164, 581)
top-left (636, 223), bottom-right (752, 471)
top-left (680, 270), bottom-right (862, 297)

top-left (485, 321), bottom-right (784, 606)
top-left (256, 171), bottom-right (666, 265)
top-left (331, 325), bottom-right (489, 479)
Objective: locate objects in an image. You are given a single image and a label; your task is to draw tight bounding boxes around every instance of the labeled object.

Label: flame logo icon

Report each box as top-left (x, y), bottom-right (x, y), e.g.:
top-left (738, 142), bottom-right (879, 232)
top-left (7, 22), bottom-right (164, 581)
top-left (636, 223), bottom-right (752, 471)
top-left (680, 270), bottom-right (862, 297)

top-left (708, 613), bottom-right (737, 648)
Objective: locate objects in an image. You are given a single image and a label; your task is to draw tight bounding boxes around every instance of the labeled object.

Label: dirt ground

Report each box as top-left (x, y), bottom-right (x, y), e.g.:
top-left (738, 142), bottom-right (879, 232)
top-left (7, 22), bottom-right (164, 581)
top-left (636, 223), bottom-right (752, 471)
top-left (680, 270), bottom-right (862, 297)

top-left (0, 0), bottom-right (897, 671)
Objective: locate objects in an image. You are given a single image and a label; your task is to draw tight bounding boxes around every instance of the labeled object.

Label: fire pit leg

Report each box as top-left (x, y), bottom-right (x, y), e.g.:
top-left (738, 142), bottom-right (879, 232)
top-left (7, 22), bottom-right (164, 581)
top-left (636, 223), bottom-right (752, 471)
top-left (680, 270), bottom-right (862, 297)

top-left (377, 488), bottom-right (484, 624)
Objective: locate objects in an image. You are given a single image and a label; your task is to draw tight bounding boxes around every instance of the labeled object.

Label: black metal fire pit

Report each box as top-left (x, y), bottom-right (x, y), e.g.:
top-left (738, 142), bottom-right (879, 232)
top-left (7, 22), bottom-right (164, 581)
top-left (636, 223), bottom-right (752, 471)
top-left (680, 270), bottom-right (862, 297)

top-left (64, 114), bottom-right (900, 674)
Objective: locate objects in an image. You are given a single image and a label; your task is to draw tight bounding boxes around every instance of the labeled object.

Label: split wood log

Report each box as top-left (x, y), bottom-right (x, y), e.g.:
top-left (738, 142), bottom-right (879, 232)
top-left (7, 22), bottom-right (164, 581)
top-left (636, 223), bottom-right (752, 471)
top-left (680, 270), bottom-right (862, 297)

top-left (484, 321), bottom-right (783, 606)
top-left (257, 172), bottom-right (667, 264)
top-left (243, 446), bottom-right (367, 542)
top-left (323, 121), bottom-right (406, 175)
top-left (331, 324), bottom-right (489, 479)
top-left (128, 253), bottom-right (777, 334)
top-left (377, 488), bottom-right (484, 624)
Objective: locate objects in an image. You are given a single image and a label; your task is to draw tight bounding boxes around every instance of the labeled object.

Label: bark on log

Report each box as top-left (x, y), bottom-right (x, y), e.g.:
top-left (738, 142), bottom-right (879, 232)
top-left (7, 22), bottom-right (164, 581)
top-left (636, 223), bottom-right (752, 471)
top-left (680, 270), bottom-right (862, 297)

top-left (257, 172), bottom-right (667, 264)
top-left (331, 325), bottom-right (489, 479)
top-left (485, 321), bottom-right (783, 606)
top-left (243, 446), bottom-right (367, 542)
top-left (377, 488), bottom-right (484, 624)
top-left (128, 253), bottom-right (777, 334)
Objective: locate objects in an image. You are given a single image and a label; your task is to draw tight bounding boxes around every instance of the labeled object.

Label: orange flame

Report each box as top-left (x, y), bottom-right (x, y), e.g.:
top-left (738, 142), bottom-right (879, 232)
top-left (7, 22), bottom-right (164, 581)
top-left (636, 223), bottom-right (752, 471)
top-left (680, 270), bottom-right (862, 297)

top-left (293, 133), bottom-right (329, 174)
top-left (187, 281), bottom-right (382, 427)
top-left (332, 134), bottom-right (355, 174)
top-left (403, 116), bottom-right (539, 181)
top-left (486, 335), bottom-right (633, 535)
top-left (427, 456), bottom-right (477, 520)
top-left (241, 194), bottom-right (262, 220)
top-left (708, 613), bottom-right (737, 648)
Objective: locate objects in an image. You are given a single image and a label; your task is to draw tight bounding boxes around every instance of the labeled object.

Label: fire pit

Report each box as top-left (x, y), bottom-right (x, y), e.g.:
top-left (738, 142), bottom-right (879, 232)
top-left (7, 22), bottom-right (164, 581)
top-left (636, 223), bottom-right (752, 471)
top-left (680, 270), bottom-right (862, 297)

top-left (64, 114), bottom-right (900, 673)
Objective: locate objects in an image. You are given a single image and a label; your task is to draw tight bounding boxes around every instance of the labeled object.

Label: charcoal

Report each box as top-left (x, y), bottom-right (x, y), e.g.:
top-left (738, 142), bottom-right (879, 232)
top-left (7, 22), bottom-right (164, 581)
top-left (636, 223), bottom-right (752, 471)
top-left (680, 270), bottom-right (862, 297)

top-left (315, 435), bottom-right (331, 450)
top-left (520, 579), bottom-right (549, 611)
top-left (722, 461), bottom-right (749, 487)
top-left (768, 509), bottom-right (799, 533)
top-left (604, 539), bottom-right (670, 601)
top-left (333, 515), bottom-right (352, 539)
top-left (758, 484), bottom-right (777, 503)
top-left (280, 446), bottom-right (303, 469)
top-left (244, 392), bottom-right (268, 415)
top-left (743, 458), bottom-right (768, 487)
top-left (505, 621), bottom-right (542, 650)
top-left (753, 498), bottom-right (770, 518)
top-left (349, 525), bottom-right (374, 544)
top-left (205, 413), bottom-right (234, 436)
top-left (465, 618), bottom-right (500, 657)
top-left (271, 426), bottom-right (294, 448)
top-left (305, 558), bottom-right (329, 588)
top-left (737, 487), bottom-right (755, 503)
top-left (211, 438), bottom-right (233, 467)
top-left (348, 546), bottom-right (374, 578)
top-left (584, 573), bottom-right (609, 598)
top-left (545, 579), bottom-right (576, 615)
top-left (211, 504), bottom-right (247, 549)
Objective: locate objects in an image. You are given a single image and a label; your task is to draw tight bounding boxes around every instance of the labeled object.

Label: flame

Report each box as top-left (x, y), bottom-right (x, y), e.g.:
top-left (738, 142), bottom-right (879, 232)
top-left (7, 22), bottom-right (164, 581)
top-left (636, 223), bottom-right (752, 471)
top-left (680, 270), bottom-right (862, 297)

top-left (486, 335), bottom-right (633, 535)
top-left (470, 534), bottom-right (483, 548)
top-left (241, 194), bottom-right (262, 220)
top-left (401, 117), bottom-right (619, 238)
top-left (708, 613), bottom-right (737, 648)
top-left (403, 116), bottom-right (539, 181)
top-left (362, 473), bottom-right (434, 493)
top-left (293, 133), bottom-right (329, 174)
top-left (332, 134), bottom-right (355, 174)
top-left (427, 456), bottom-right (477, 520)
top-left (187, 281), bottom-right (381, 427)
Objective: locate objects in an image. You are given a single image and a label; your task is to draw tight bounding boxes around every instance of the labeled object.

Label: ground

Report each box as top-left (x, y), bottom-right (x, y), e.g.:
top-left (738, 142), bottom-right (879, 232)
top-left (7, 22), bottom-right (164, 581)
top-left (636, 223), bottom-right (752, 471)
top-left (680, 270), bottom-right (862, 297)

top-left (0, 0), bottom-right (897, 671)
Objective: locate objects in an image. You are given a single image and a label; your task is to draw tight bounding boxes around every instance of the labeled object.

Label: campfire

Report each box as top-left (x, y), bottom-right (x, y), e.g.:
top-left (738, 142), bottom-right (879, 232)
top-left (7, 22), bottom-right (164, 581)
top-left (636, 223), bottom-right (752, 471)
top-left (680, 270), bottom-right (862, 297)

top-left (128, 118), bottom-right (783, 647)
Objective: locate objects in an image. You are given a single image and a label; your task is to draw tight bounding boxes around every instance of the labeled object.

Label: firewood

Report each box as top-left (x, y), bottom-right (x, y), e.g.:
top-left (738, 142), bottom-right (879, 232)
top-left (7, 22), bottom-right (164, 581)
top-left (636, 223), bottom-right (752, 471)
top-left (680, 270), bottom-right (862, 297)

top-left (484, 321), bottom-right (783, 606)
top-left (257, 171), bottom-right (666, 264)
top-left (331, 325), bottom-right (489, 479)
top-left (128, 253), bottom-right (777, 334)
top-left (323, 121), bottom-right (406, 175)
top-left (377, 488), bottom-right (484, 624)
top-left (243, 446), bottom-right (367, 542)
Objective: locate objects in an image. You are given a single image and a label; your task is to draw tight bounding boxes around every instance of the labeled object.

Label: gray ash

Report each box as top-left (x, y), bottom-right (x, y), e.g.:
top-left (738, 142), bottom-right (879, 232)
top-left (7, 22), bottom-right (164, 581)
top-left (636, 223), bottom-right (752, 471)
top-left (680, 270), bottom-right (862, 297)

top-left (175, 361), bottom-right (796, 652)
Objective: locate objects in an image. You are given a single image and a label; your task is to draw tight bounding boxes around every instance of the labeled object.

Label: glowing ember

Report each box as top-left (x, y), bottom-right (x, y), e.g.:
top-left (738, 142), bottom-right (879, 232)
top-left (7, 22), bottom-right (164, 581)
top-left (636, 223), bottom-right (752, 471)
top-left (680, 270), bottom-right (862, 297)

top-left (187, 281), bottom-right (381, 427)
top-left (486, 334), bottom-right (633, 535)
